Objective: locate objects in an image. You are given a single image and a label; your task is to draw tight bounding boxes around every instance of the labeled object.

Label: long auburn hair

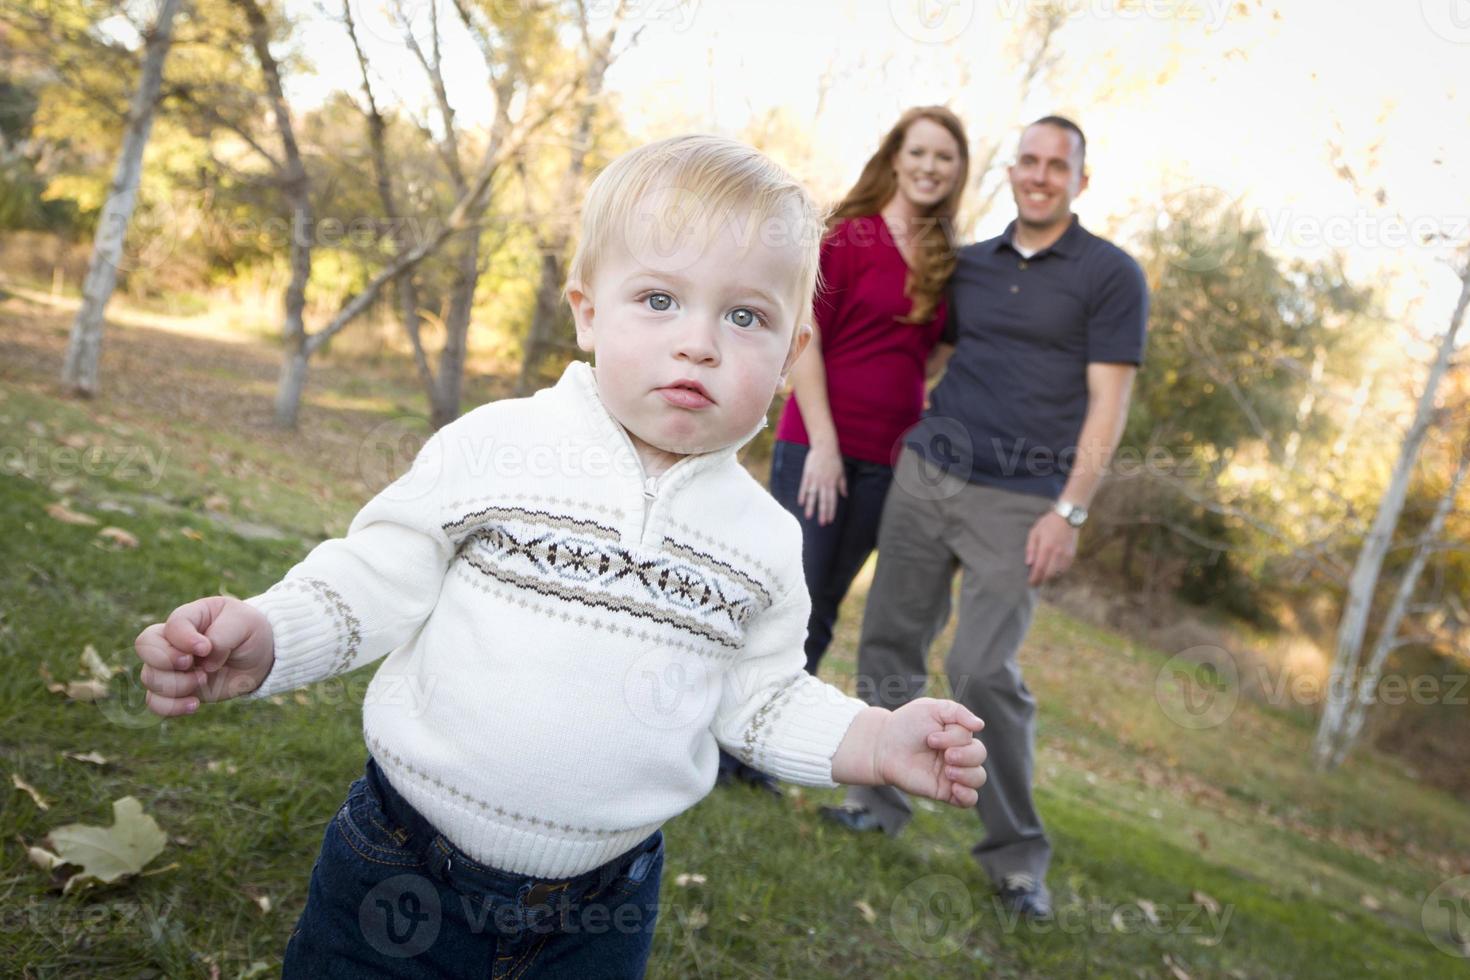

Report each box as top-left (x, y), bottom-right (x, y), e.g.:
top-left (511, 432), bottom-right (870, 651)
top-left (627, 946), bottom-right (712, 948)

top-left (829, 106), bottom-right (968, 325)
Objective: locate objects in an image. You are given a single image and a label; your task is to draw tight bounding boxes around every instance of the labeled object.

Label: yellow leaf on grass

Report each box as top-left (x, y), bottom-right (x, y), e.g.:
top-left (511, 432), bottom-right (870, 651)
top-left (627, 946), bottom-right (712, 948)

top-left (179, 527), bottom-right (204, 541)
top-left (98, 527), bottom-right (140, 548)
top-left (1190, 889), bottom-right (1222, 914)
top-left (64, 678), bottom-right (110, 702)
top-left (64, 751), bottom-right (110, 766)
top-left (28, 845), bottom-right (66, 872)
top-left (46, 502), bottom-right (98, 526)
top-left (44, 796), bottom-right (167, 894)
top-left (81, 645), bottom-right (121, 683)
top-left (854, 900), bottom-right (877, 924)
top-left (12, 773), bottom-right (51, 810)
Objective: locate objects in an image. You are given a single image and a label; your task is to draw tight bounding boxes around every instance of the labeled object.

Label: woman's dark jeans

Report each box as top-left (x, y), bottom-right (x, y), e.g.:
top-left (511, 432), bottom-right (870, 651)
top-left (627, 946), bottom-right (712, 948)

top-left (767, 438), bottom-right (896, 676)
top-left (716, 440), bottom-right (895, 787)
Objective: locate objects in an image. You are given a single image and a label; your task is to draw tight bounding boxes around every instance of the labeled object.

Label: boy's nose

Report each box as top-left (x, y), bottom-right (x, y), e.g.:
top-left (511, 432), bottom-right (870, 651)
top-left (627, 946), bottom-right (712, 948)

top-left (673, 319), bottom-right (720, 366)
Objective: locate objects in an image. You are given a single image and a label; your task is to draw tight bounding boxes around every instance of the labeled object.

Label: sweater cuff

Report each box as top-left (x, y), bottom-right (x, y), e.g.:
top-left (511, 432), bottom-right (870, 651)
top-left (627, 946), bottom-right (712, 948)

top-left (242, 580), bottom-right (353, 699)
top-left (750, 674), bottom-right (868, 787)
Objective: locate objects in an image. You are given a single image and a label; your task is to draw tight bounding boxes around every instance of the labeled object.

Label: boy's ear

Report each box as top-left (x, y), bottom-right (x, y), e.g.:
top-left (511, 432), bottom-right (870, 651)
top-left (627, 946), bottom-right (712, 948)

top-left (779, 321), bottom-right (813, 383)
top-left (566, 280), bottom-right (596, 354)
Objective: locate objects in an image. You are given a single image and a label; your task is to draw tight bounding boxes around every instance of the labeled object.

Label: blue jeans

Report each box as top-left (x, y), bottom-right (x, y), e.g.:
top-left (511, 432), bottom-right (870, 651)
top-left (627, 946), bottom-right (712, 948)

top-left (282, 756), bottom-right (665, 979)
top-left (768, 439), bottom-right (896, 675)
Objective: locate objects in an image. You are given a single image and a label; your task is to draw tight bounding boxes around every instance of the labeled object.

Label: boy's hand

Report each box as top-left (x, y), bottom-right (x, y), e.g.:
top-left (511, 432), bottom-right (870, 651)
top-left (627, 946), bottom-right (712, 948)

top-left (134, 596), bottom-right (275, 716)
top-left (878, 699), bottom-right (988, 807)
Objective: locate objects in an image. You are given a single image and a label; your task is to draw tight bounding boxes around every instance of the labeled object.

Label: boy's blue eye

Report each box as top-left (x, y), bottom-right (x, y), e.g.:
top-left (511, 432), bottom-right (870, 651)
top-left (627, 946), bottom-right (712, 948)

top-left (729, 308), bottom-right (763, 329)
top-left (646, 293), bottom-right (673, 312)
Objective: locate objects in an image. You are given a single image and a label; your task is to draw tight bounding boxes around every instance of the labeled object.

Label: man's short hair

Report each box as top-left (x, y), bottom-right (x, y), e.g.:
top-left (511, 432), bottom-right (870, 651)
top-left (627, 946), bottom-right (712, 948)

top-left (1028, 115), bottom-right (1086, 171)
top-left (566, 135), bottom-right (829, 335)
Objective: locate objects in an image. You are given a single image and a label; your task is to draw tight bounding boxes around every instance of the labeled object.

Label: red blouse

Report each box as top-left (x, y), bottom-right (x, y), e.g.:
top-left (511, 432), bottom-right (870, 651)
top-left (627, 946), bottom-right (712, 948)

top-left (775, 214), bottom-right (949, 465)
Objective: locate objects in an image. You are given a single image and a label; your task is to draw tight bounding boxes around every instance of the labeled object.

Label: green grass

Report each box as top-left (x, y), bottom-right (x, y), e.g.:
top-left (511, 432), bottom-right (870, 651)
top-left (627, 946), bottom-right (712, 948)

top-left (4, 300), bottom-right (1470, 977)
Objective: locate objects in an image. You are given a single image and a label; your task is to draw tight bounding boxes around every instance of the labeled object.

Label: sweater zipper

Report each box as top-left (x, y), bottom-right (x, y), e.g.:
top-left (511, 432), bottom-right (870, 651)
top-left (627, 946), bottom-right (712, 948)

top-left (640, 476), bottom-right (658, 546)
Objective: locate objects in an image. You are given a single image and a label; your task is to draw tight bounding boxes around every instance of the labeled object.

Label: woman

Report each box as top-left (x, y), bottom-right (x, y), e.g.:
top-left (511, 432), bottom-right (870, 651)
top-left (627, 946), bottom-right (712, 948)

top-left (775, 105), bottom-right (968, 675)
top-left (718, 107), bottom-right (968, 795)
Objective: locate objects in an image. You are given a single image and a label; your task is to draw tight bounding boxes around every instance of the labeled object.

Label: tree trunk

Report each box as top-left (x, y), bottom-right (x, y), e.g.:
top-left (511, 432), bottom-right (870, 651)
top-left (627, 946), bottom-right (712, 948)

top-left (430, 230), bottom-right (481, 428)
top-left (234, 0), bottom-right (316, 429)
top-left (516, 14), bottom-right (616, 395)
top-left (1327, 432), bottom-right (1470, 768)
top-left (1312, 261), bottom-right (1470, 768)
top-left (274, 344), bottom-right (309, 430)
top-left (60, 0), bottom-right (183, 397)
top-left (517, 250), bottom-right (572, 396)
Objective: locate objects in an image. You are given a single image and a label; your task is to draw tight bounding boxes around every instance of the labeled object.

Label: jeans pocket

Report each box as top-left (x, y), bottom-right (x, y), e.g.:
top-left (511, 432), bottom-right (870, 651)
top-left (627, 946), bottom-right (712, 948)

top-left (606, 831), bottom-right (665, 901)
top-left (333, 777), bottom-right (423, 868)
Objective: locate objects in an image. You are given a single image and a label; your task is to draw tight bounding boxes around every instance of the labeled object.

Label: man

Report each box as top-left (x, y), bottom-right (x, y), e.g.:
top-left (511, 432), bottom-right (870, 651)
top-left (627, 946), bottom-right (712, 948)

top-left (821, 116), bottom-right (1148, 921)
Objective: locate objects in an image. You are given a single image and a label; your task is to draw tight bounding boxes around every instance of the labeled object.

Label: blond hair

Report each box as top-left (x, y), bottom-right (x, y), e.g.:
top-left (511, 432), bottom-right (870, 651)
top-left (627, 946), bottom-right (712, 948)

top-left (565, 134), bottom-right (829, 337)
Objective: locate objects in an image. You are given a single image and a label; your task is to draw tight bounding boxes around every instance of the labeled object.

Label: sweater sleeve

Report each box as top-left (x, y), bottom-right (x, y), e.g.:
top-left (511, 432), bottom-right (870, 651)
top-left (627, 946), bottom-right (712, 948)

top-left (241, 428), bottom-right (455, 699)
top-left (710, 575), bottom-right (867, 786)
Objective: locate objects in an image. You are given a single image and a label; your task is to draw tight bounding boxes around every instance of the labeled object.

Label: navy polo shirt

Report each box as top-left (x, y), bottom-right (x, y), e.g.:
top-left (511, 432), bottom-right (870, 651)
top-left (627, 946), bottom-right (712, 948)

top-left (906, 215), bottom-right (1148, 499)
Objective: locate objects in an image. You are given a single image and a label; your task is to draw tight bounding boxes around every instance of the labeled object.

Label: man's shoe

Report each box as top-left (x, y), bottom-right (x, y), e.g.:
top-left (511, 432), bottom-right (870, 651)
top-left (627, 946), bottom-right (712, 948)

top-left (995, 872), bottom-right (1053, 920)
top-left (715, 755), bottom-right (783, 798)
top-left (735, 766), bottom-right (783, 798)
top-left (819, 803), bottom-right (884, 833)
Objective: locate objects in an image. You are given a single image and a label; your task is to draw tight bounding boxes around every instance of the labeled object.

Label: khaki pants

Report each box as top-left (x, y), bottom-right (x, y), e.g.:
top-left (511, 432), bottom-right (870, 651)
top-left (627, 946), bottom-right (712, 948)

top-left (847, 446), bottom-right (1054, 884)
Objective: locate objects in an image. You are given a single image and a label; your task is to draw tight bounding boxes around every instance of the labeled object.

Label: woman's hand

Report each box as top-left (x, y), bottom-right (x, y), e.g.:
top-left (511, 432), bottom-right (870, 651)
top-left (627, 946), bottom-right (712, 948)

top-left (798, 440), bottom-right (848, 526)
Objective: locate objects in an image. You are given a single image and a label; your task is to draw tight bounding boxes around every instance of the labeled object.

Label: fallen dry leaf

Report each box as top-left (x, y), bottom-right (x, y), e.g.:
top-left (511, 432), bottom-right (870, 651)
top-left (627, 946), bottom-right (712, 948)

top-left (179, 527), bottom-right (204, 541)
top-left (45, 502), bottom-right (98, 526)
top-left (203, 494), bottom-right (230, 513)
top-left (1190, 889), bottom-right (1222, 914)
top-left (63, 678), bottom-right (110, 703)
top-left (81, 645), bottom-right (121, 683)
top-left (27, 845), bottom-right (66, 872)
top-left (12, 773), bottom-right (51, 810)
top-left (1360, 893), bottom-right (1382, 911)
top-left (43, 796), bottom-right (167, 894)
top-left (1163, 952), bottom-right (1192, 980)
top-left (97, 527), bottom-right (140, 548)
top-left (64, 751), bottom-right (110, 767)
top-left (674, 872), bottom-right (707, 887)
top-left (854, 900), bottom-right (877, 924)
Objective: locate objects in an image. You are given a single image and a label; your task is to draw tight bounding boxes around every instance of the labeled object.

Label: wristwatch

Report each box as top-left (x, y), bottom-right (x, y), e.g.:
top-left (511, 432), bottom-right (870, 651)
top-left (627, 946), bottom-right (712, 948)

top-left (1053, 500), bottom-right (1088, 528)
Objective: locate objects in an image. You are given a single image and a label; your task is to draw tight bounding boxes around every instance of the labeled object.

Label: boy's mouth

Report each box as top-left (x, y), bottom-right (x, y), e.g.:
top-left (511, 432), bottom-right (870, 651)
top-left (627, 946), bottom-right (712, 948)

top-left (657, 378), bottom-right (714, 409)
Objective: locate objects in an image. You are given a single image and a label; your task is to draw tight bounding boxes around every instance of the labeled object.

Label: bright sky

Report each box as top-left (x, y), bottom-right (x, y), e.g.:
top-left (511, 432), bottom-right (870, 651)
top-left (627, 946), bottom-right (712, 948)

top-left (292, 0), bottom-right (1469, 333)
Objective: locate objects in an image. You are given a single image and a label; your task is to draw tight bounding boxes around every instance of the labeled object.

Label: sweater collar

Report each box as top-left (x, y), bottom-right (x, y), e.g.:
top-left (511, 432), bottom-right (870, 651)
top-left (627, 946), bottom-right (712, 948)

top-left (555, 360), bottom-right (767, 485)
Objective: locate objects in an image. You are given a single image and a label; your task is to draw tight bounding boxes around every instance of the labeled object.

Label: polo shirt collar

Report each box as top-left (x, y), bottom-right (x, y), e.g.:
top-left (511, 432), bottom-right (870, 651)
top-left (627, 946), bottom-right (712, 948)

top-left (994, 213), bottom-right (1084, 258)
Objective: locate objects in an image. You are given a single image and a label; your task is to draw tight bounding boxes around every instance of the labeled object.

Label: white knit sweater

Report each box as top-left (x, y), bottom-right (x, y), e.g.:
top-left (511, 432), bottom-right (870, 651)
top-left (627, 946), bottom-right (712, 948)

top-left (244, 361), bottom-right (867, 877)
